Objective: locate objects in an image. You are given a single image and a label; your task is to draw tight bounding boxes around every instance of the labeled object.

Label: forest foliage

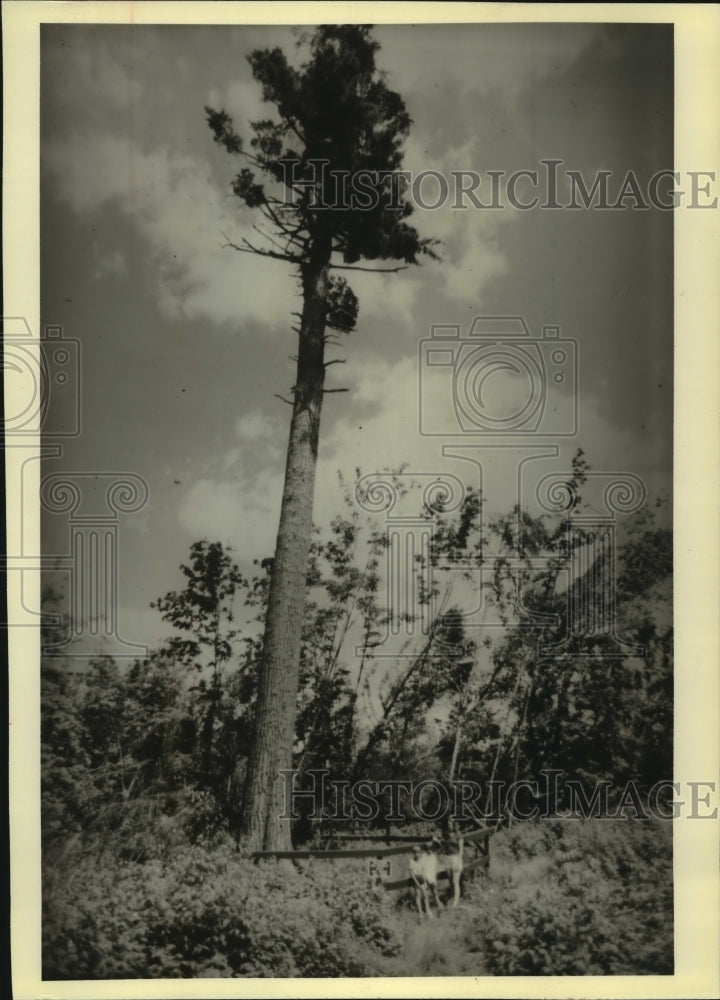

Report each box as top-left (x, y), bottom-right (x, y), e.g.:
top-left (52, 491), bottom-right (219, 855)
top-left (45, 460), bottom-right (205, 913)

top-left (41, 459), bottom-right (673, 977)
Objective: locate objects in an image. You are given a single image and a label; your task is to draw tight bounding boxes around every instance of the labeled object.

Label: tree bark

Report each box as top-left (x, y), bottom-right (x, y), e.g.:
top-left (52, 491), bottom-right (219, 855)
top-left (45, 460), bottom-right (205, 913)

top-left (240, 247), bottom-right (330, 852)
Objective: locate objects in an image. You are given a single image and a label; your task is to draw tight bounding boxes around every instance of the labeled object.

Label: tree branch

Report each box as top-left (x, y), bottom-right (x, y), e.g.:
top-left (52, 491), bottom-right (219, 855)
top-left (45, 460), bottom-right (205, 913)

top-left (258, 201), bottom-right (307, 252)
top-left (331, 262), bottom-right (409, 274)
top-left (220, 231), bottom-right (301, 265)
top-left (252, 223), bottom-right (288, 255)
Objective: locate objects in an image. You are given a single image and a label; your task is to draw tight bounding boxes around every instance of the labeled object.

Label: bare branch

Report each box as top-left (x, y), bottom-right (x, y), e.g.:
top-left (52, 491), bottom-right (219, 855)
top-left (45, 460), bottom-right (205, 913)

top-left (274, 393), bottom-right (295, 406)
top-left (264, 193), bottom-right (293, 207)
top-left (278, 219), bottom-right (312, 255)
top-left (252, 223), bottom-right (288, 254)
top-left (220, 231), bottom-right (300, 265)
top-left (331, 262), bottom-right (409, 274)
top-left (259, 199), bottom-right (303, 241)
top-left (257, 202), bottom-right (304, 248)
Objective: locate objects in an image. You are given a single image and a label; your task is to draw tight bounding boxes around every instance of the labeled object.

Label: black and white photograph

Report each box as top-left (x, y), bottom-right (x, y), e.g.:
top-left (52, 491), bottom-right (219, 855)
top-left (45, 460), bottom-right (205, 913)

top-left (5, 2), bottom-right (719, 996)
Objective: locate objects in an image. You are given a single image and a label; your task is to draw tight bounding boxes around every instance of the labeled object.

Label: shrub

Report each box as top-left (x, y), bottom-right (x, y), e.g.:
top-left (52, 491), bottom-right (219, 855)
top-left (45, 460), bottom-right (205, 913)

top-left (43, 845), bottom-right (401, 979)
top-left (466, 818), bottom-right (672, 975)
top-left (42, 818), bottom-right (672, 978)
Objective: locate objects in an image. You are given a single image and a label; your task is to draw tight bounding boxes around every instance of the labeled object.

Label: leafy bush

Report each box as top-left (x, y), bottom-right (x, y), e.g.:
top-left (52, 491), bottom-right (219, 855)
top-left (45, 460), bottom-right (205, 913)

top-left (43, 845), bottom-right (401, 979)
top-left (43, 816), bottom-right (672, 978)
top-left (466, 818), bottom-right (673, 975)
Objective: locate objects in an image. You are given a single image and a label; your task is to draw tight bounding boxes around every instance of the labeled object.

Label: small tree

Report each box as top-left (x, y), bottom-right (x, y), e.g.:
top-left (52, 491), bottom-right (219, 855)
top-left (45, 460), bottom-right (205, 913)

top-left (206, 25), bottom-right (437, 850)
top-left (152, 541), bottom-right (246, 790)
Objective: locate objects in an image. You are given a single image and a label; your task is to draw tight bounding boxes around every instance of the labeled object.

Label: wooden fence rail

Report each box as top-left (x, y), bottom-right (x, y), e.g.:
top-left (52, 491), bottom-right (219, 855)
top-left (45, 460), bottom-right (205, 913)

top-left (251, 826), bottom-right (493, 888)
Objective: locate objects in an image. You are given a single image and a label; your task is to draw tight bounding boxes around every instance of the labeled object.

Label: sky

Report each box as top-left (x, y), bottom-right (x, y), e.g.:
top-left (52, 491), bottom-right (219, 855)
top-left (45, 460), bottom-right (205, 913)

top-left (38, 20), bottom-right (674, 657)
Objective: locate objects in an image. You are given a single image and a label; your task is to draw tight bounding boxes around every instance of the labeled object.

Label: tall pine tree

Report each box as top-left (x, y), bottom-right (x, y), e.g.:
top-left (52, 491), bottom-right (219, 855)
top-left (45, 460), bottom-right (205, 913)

top-left (207, 25), bottom-right (437, 851)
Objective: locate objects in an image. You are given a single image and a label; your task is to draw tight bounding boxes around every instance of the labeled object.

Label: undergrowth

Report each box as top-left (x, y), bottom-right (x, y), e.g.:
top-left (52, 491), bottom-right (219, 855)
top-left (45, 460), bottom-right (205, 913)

top-left (43, 818), bottom-right (673, 978)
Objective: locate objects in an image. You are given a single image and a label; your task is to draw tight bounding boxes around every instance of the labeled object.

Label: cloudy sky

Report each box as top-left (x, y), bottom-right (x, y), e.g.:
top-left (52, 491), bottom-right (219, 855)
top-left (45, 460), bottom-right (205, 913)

top-left (39, 19), bottom-right (673, 654)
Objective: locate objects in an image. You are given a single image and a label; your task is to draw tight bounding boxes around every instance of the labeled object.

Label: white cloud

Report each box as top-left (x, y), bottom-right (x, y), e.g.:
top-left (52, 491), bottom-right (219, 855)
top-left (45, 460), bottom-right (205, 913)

top-left (222, 448), bottom-right (241, 470)
top-left (377, 23), bottom-right (600, 103)
top-left (92, 249), bottom-right (127, 280)
top-left (46, 132), bottom-right (299, 330)
top-left (235, 410), bottom-right (285, 444)
top-left (396, 133), bottom-right (515, 305)
top-left (43, 38), bottom-right (144, 121)
top-left (224, 78), bottom-right (278, 141)
top-left (314, 352), bottom-right (664, 530)
top-left (177, 468), bottom-right (283, 564)
top-left (48, 25), bottom-right (580, 337)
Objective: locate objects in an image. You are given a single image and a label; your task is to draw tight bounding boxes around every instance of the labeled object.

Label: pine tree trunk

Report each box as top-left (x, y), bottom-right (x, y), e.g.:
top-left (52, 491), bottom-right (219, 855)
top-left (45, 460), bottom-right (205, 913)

top-left (240, 248), bottom-right (330, 852)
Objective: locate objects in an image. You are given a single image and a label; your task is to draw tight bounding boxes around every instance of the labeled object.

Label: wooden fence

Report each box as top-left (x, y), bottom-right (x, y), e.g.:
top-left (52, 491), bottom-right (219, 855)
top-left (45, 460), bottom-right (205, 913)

top-left (251, 825), bottom-right (493, 891)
